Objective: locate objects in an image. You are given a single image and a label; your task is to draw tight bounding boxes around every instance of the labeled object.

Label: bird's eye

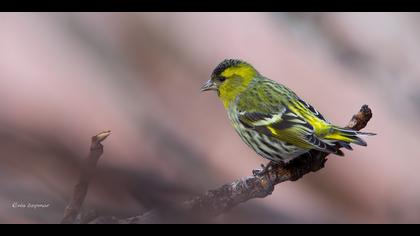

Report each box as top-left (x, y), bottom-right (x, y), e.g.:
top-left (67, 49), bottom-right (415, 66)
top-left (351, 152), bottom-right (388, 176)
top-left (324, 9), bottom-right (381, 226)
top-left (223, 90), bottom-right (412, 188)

top-left (219, 77), bottom-right (226, 82)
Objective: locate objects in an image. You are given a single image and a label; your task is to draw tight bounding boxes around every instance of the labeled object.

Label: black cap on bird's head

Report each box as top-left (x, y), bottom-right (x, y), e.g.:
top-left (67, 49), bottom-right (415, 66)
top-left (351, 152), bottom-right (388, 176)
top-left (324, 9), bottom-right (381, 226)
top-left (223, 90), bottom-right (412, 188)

top-left (201, 59), bottom-right (254, 92)
top-left (211, 59), bottom-right (245, 78)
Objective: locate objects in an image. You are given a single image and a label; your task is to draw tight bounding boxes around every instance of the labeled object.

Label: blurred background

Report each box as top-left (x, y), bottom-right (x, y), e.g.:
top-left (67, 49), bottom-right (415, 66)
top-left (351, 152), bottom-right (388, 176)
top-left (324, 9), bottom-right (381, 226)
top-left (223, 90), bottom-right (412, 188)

top-left (0, 12), bottom-right (419, 224)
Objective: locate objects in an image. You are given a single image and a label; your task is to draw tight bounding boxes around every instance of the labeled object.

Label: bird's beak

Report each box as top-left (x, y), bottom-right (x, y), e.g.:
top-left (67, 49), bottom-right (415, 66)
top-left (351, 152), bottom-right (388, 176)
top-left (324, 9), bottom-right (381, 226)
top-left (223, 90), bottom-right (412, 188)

top-left (200, 79), bottom-right (218, 92)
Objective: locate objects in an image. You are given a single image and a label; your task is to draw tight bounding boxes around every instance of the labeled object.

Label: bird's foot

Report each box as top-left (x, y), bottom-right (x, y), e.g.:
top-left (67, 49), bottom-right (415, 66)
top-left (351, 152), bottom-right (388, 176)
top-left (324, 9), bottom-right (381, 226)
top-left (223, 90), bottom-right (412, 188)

top-left (252, 161), bottom-right (279, 177)
top-left (252, 163), bottom-right (267, 176)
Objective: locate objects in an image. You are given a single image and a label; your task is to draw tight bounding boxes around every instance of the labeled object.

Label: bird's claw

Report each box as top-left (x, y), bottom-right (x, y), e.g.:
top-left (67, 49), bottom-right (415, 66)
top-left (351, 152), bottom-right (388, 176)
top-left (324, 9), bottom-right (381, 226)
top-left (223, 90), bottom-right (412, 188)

top-left (252, 162), bottom-right (274, 177)
top-left (252, 169), bottom-right (261, 176)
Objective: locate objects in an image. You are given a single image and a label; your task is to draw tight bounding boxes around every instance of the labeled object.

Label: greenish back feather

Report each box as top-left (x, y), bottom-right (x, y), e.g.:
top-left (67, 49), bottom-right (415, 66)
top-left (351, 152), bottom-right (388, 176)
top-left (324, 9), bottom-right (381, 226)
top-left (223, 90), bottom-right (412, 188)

top-left (234, 76), bottom-right (344, 154)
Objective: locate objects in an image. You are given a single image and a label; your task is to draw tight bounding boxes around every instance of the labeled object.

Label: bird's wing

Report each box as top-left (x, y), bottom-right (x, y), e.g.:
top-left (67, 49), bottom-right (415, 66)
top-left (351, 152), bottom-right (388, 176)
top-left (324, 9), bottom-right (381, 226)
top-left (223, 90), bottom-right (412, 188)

top-left (236, 81), bottom-right (341, 154)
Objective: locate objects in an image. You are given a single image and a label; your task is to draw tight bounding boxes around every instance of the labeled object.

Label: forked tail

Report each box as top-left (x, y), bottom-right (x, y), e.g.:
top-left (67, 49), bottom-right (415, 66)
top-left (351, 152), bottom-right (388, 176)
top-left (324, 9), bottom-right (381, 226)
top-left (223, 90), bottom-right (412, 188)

top-left (324, 126), bottom-right (376, 150)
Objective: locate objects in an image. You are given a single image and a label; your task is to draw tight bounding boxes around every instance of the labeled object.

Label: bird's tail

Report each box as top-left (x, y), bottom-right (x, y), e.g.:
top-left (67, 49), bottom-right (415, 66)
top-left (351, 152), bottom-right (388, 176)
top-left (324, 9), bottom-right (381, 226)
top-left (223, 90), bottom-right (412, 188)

top-left (324, 126), bottom-right (376, 150)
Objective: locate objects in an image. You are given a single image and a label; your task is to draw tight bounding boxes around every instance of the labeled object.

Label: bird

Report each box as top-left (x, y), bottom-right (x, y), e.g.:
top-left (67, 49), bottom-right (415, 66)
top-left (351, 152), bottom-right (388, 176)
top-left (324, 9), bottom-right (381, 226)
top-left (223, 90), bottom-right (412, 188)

top-left (201, 59), bottom-right (375, 174)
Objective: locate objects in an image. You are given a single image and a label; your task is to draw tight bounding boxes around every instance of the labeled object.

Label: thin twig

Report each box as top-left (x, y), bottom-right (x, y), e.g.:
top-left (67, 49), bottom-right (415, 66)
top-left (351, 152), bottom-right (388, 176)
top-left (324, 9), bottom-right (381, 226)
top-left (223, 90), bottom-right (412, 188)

top-left (60, 130), bottom-right (111, 224)
top-left (91, 104), bottom-right (373, 223)
top-left (180, 105), bottom-right (373, 217)
top-left (181, 105), bottom-right (373, 217)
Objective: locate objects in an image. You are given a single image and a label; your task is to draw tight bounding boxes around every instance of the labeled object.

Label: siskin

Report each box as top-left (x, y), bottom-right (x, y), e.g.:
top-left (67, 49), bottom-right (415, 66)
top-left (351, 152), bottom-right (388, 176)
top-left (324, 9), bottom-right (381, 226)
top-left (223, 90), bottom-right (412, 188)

top-left (201, 59), bottom-right (375, 171)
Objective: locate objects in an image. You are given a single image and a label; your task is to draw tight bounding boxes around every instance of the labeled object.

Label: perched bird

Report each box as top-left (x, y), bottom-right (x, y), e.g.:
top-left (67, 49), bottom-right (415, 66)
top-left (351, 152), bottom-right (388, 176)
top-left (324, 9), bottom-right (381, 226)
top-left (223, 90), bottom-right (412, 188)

top-left (201, 59), bottom-right (375, 171)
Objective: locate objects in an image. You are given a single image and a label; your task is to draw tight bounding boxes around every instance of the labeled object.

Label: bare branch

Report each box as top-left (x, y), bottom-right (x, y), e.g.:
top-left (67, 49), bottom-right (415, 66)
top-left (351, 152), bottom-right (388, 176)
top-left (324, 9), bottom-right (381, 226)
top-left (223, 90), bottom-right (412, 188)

top-left (180, 105), bottom-right (373, 217)
top-left (60, 130), bottom-right (111, 224)
top-left (179, 105), bottom-right (373, 217)
top-left (94, 104), bottom-right (373, 223)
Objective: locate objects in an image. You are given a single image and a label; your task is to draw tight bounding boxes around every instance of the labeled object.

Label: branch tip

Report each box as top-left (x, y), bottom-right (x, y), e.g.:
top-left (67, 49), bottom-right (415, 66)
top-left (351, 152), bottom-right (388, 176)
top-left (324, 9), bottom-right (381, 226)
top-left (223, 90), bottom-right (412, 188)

top-left (93, 130), bottom-right (111, 143)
